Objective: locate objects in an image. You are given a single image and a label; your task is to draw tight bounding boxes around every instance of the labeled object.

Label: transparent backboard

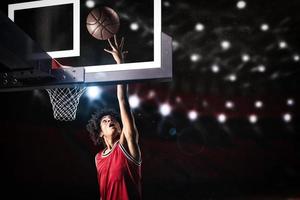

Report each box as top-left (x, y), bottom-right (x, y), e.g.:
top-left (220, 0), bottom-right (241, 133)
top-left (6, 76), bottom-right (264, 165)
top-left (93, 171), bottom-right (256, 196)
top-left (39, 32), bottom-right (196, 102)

top-left (0, 0), bottom-right (172, 91)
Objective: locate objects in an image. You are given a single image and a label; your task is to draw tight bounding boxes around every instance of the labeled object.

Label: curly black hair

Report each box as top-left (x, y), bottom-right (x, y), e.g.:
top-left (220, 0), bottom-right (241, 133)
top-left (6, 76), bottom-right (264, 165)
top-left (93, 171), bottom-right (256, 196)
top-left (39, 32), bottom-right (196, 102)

top-left (86, 108), bottom-right (121, 147)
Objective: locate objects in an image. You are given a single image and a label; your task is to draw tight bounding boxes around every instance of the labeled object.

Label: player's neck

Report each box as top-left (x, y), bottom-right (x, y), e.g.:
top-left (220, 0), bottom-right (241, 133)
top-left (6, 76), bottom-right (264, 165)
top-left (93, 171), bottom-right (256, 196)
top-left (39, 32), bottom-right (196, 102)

top-left (104, 136), bottom-right (119, 150)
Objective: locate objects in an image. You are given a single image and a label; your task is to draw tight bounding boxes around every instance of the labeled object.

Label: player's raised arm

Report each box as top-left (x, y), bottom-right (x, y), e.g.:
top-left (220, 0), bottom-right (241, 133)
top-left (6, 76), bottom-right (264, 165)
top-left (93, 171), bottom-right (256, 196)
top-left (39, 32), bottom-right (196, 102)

top-left (117, 84), bottom-right (140, 160)
top-left (104, 35), bottom-right (141, 162)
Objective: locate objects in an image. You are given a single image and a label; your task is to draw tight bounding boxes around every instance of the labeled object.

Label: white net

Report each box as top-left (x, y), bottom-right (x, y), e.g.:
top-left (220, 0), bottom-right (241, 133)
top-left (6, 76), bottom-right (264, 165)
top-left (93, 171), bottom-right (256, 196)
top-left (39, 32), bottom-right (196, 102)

top-left (46, 87), bottom-right (86, 121)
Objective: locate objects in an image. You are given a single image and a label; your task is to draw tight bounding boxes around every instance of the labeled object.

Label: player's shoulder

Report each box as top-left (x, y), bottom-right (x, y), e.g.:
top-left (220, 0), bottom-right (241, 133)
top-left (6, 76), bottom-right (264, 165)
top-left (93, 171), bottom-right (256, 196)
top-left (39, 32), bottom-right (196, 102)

top-left (95, 151), bottom-right (103, 160)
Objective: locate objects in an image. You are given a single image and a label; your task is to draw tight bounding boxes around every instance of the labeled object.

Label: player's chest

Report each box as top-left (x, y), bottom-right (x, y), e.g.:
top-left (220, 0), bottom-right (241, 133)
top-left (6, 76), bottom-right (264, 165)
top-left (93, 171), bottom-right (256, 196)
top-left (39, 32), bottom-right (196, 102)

top-left (98, 152), bottom-right (127, 179)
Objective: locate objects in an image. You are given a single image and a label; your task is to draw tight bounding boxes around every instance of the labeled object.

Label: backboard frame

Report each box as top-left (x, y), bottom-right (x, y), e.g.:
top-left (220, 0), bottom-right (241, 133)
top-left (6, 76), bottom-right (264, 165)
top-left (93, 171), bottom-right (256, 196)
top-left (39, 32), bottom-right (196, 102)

top-left (8, 0), bottom-right (161, 72)
top-left (0, 0), bottom-right (172, 91)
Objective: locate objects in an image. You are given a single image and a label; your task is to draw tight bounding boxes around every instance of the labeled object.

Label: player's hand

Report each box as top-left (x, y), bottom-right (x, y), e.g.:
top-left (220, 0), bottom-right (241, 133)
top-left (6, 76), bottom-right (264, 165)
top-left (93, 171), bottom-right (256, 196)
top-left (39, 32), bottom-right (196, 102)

top-left (104, 35), bottom-right (128, 64)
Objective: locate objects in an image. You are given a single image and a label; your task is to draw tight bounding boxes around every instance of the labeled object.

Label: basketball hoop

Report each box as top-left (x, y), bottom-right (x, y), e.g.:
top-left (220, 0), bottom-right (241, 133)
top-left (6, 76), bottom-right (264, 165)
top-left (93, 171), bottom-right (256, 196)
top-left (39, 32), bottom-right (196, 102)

top-left (46, 86), bottom-right (86, 121)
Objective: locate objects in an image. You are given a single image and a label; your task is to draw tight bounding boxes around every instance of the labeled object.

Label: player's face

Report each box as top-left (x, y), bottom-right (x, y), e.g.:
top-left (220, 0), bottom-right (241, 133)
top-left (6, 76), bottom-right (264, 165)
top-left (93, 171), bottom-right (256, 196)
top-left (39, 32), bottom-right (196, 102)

top-left (100, 115), bottom-right (121, 138)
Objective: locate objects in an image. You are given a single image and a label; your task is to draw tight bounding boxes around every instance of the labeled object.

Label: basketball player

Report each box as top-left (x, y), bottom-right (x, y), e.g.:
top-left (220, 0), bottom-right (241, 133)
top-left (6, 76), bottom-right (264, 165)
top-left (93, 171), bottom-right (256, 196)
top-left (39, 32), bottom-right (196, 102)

top-left (86, 35), bottom-right (142, 200)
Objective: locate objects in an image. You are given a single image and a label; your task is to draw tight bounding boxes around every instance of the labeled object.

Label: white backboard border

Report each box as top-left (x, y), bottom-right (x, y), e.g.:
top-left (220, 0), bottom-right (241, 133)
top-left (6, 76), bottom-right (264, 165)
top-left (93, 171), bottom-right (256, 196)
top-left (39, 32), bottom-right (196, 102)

top-left (8, 0), bottom-right (80, 58)
top-left (8, 0), bottom-right (161, 73)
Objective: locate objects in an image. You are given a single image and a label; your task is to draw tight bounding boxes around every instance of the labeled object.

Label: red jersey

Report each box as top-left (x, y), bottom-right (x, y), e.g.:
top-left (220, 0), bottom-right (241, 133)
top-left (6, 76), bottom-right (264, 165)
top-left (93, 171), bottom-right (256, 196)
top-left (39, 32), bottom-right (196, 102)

top-left (95, 141), bottom-right (142, 200)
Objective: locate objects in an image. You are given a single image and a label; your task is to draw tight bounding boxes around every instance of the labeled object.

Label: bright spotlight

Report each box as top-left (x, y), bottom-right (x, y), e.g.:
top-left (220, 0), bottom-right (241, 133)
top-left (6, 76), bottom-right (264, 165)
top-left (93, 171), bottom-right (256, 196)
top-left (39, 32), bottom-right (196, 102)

top-left (217, 113), bottom-right (227, 123)
top-left (261, 23), bottom-right (269, 31)
top-left (159, 103), bottom-right (172, 117)
top-left (242, 54), bottom-right (250, 62)
top-left (172, 40), bottom-right (180, 51)
top-left (255, 100), bottom-right (263, 108)
top-left (188, 110), bottom-right (198, 121)
top-left (258, 65), bottom-right (266, 72)
top-left (86, 86), bottom-right (102, 100)
top-left (130, 22), bottom-right (139, 31)
top-left (293, 54), bottom-right (300, 62)
top-left (129, 94), bottom-right (140, 109)
top-left (195, 23), bottom-right (205, 32)
top-left (221, 40), bottom-right (231, 50)
top-left (211, 64), bottom-right (220, 73)
top-left (287, 98), bottom-right (294, 106)
top-left (228, 74), bottom-right (237, 82)
top-left (283, 113), bottom-right (292, 122)
top-left (85, 0), bottom-right (95, 8)
top-left (225, 101), bottom-right (234, 109)
top-left (237, 0), bottom-right (247, 9)
top-left (249, 114), bottom-right (258, 124)
top-left (279, 41), bottom-right (287, 49)
top-left (190, 53), bottom-right (201, 62)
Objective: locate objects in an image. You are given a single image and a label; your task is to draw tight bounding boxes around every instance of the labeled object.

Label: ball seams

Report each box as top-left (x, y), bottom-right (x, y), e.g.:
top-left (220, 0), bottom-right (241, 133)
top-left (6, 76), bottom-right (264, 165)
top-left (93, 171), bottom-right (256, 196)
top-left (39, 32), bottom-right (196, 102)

top-left (86, 7), bottom-right (120, 40)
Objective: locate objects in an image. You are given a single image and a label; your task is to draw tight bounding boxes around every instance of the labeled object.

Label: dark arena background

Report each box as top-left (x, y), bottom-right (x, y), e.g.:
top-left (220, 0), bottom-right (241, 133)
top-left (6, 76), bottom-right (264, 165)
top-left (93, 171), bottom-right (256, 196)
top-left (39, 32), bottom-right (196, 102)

top-left (1, 0), bottom-right (300, 199)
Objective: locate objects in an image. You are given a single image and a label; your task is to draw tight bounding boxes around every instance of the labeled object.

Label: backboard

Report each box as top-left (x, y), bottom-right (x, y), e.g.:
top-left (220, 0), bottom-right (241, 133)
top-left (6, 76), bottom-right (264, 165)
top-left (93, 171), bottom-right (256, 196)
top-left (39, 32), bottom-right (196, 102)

top-left (0, 0), bottom-right (172, 91)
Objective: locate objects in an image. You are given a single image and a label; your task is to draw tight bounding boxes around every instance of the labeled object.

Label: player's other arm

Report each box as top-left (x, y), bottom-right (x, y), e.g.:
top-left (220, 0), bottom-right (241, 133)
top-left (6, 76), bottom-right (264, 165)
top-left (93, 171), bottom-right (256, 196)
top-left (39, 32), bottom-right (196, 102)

top-left (104, 35), bottom-right (141, 162)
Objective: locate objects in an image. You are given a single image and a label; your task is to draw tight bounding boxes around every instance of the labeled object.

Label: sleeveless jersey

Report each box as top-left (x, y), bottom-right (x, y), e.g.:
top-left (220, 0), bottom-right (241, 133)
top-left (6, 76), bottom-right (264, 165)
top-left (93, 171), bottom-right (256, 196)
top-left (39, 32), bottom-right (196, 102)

top-left (95, 141), bottom-right (142, 200)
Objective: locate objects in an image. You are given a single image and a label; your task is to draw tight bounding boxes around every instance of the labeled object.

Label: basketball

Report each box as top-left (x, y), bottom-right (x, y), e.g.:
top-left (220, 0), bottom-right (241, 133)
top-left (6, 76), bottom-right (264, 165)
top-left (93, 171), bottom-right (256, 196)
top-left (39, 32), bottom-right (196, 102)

top-left (86, 6), bottom-right (120, 40)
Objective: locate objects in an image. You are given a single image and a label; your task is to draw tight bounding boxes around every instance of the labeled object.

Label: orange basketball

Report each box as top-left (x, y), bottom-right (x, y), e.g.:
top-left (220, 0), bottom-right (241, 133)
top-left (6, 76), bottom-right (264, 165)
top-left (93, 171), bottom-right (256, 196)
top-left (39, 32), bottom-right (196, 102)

top-left (86, 6), bottom-right (120, 40)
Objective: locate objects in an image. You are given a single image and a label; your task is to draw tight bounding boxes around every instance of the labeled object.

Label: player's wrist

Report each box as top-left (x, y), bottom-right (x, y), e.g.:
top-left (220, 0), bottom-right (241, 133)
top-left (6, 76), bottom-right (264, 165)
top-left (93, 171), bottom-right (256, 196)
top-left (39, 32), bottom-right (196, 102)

top-left (116, 58), bottom-right (124, 64)
top-left (117, 84), bottom-right (128, 99)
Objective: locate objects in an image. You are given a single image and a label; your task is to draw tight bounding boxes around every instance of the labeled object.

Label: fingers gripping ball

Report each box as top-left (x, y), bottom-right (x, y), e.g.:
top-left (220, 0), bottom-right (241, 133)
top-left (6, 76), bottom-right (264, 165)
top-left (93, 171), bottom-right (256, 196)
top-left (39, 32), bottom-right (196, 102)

top-left (86, 6), bottom-right (120, 40)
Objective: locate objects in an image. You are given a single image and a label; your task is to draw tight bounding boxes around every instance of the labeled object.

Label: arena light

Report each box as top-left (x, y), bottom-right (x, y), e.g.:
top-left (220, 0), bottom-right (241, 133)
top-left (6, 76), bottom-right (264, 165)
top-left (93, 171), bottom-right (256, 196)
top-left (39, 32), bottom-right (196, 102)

top-left (130, 22), bottom-right (139, 31)
top-left (159, 103), bottom-right (172, 117)
top-left (217, 113), bottom-right (227, 123)
top-left (175, 96), bottom-right (182, 103)
top-left (147, 90), bottom-right (156, 99)
top-left (86, 86), bottom-right (102, 100)
top-left (129, 94), bottom-right (140, 109)
top-left (85, 0), bottom-right (95, 8)
top-left (225, 101), bottom-right (234, 109)
top-left (258, 65), bottom-right (266, 72)
top-left (283, 113), bottom-right (292, 123)
top-left (237, 0), bottom-right (247, 9)
top-left (228, 74), bottom-right (237, 82)
top-left (195, 23), bottom-right (205, 32)
top-left (249, 114), bottom-right (258, 124)
top-left (261, 23), bottom-right (269, 31)
top-left (211, 64), bottom-right (220, 73)
top-left (190, 53), bottom-right (201, 62)
top-left (287, 98), bottom-right (294, 106)
top-left (279, 41), bottom-right (287, 49)
top-left (255, 100), bottom-right (263, 109)
top-left (293, 54), bottom-right (299, 62)
top-left (242, 54), bottom-right (250, 62)
top-left (172, 40), bottom-right (179, 51)
top-left (188, 110), bottom-right (198, 121)
top-left (221, 40), bottom-right (231, 50)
